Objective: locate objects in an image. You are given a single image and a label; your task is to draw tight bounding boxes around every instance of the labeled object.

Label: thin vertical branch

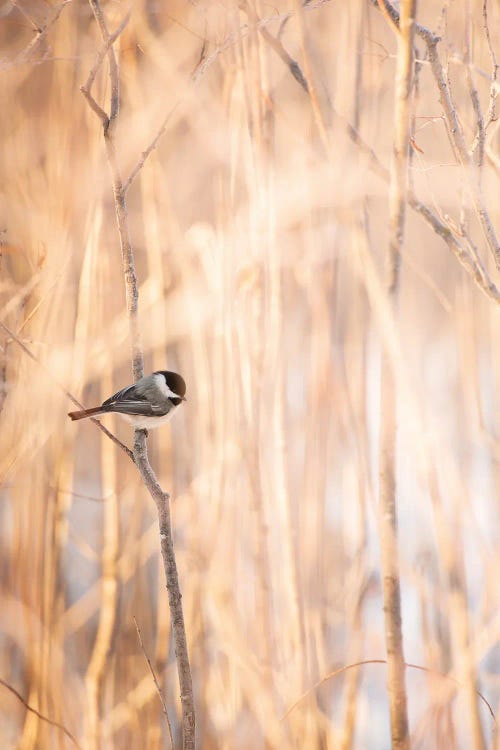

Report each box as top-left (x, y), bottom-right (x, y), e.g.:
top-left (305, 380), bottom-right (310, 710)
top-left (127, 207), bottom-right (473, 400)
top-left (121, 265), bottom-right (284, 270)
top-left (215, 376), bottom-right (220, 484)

top-left (133, 435), bottom-right (195, 748)
top-left (378, 3), bottom-right (415, 749)
top-left (465, 2), bottom-right (485, 168)
top-left (133, 617), bottom-right (174, 750)
top-left (81, 4), bottom-right (195, 748)
top-left (482, 0), bottom-right (498, 130)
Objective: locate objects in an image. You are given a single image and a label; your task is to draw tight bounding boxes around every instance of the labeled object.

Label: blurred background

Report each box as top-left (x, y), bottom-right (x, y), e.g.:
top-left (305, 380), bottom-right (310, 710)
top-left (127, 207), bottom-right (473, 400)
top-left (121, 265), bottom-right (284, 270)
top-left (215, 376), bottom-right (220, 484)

top-left (0, 1), bottom-right (499, 748)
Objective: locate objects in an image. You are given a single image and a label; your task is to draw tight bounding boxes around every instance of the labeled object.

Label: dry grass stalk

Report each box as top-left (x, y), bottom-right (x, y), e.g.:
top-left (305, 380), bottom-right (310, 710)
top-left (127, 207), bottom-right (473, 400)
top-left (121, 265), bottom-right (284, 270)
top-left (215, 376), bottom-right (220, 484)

top-left (378, 1), bottom-right (416, 748)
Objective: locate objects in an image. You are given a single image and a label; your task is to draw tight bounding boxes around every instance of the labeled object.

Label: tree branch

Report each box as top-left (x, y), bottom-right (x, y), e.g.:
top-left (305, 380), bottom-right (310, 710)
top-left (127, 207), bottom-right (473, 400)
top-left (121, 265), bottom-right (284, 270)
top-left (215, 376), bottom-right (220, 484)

top-left (123, 100), bottom-right (182, 195)
top-left (377, 3), bottom-right (415, 748)
top-left (282, 659), bottom-right (496, 725)
top-left (81, 4), bottom-right (196, 747)
top-left (0, 320), bottom-right (133, 461)
top-left (134, 617), bottom-right (174, 750)
top-left (408, 194), bottom-right (500, 303)
top-left (3, 0), bottom-right (71, 70)
top-left (0, 677), bottom-right (82, 750)
top-left (80, 12), bottom-right (131, 133)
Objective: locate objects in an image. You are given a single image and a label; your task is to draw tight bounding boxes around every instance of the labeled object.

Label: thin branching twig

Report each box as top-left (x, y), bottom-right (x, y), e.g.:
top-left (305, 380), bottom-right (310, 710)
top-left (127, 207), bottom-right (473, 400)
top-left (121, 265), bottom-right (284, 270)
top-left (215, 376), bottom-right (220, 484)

top-left (0, 320), bottom-right (133, 461)
top-left (408, 195), bottom-right (500, 303)
top-left (0, 678), bottom-right (82, 750)
top-left (481, 0), bottom-right (499, 129)
top-left (81, 4), bottom-right (195, 747)
top-left (123, 99), bottom-right (183, 194)
top-left (133, 617), bottom-right (174, 750)
top-left (282, 659), bottom-right (497, 726)
top-left (1, 0), bottom-right (72, 70)
top-left (80, 12), bottom-right (131, 131)
top-left (465, 3), bottom-right (485, 167)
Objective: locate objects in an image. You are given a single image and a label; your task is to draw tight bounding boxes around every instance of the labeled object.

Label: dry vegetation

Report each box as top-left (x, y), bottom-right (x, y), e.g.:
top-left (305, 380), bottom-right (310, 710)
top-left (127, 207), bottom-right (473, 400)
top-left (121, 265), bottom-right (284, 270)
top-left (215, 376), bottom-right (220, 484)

top-left (0, 1), bottom-right (499, 748)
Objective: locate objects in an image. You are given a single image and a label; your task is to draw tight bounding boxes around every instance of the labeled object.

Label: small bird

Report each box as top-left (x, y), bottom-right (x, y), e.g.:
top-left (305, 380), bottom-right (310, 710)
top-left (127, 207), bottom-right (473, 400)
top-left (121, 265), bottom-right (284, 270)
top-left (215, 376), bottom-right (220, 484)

top-left (68, 370), bottom-right (186, 430)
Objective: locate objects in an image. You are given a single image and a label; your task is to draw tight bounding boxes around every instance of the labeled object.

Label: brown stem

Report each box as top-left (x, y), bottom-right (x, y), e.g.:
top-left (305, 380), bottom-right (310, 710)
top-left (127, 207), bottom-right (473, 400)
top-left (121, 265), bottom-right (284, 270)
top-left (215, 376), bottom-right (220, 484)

top-left (134, 434), bottom-right (195, 748)
top-left (0, 678), bottom-right (82, 750)
top-left (378, 2), bottom-right (416, 749)
top-left (82, 3), bottom-right (196, 747)
top-left (133, 617), bottom-right (175, 750)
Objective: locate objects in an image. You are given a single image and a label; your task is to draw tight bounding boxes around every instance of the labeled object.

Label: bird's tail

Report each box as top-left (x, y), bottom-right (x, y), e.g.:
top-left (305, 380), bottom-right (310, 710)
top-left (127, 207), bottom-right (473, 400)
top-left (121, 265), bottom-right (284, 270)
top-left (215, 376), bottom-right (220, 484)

top-left (68, 406), bottom-right (107, 421)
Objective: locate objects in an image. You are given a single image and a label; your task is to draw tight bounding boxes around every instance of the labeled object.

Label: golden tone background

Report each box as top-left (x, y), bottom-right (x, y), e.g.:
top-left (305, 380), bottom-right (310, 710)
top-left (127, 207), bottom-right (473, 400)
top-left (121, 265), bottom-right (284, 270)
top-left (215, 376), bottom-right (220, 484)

top-left (0, 1), bottom-right (498, 748)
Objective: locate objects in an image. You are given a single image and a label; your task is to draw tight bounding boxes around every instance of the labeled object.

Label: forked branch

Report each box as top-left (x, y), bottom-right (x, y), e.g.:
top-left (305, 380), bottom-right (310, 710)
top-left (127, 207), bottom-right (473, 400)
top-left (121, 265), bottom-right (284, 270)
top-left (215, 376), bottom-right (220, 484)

top-left (81, 4), bottom-right (195, 748)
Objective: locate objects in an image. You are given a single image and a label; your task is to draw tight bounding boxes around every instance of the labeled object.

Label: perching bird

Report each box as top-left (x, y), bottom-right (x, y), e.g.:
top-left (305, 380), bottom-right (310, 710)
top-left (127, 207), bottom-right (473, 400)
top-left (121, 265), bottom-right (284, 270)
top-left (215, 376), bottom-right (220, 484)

top-left (68, 370), bottom-right (186, 430)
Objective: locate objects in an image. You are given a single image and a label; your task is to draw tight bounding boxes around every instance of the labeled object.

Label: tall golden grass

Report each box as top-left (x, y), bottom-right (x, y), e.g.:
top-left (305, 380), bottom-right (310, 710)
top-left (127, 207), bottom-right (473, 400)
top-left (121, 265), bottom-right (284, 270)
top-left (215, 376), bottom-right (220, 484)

top-left (0, 1), bottom-right (499, 748)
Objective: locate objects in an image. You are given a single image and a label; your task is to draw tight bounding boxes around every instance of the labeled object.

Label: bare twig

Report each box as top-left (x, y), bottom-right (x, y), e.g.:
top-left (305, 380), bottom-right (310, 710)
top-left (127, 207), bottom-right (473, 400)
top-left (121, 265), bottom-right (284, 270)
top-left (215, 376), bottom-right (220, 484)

top-left (87, 0), bottom-right (121, 127)
top-left (133, 433), bottom-right (195, 747)
top-left (80, 12), bottom-right (131, 132)
top-left (82, 4), bottom-right (195, 747)
top-left (133, 617), bottom-right (174, 750)
top-left (482, 0), bottom-right (498, 73)
top-left (282, 659), bottom-right (497, 725)
top-left (240, 0), bottom-right (309, 92)
top-left (0, 320), bottom-right (134, 461)
top-left (83, 11), bottom-right (142, 375)
top-left (2, 0), bottom-right (72, 70)
top-left (481, 0), bottom-right (499, 140)
top-left (371, 0), bottom-right (439, 44)
top-left (80, 85), bottom-right (109, 129)
top-left (408, 194), bottom-right (500, 303)
top-left (10, 0), bottom-right (41, 33)
top-left (0, 678), bottom-right (82, 750)
top-left (123, 99), bottom-right (182, 194)
top-left (376, 0), bottom-right (399, 33)
top-left (465, 3), bottom-right (485, 166)
top-left (377, 4), bottom-right (415, 749)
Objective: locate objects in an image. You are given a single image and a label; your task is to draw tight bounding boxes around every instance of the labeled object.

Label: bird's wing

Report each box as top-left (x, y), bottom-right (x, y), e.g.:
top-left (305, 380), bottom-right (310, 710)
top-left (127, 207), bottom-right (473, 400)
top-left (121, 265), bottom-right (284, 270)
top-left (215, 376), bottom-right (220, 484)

top-left (102, 383), bottom-right (170, 416)
top-left (102, 383), bottom-right (140, 406)
top-left (105, 400), bottom-right (169, 417)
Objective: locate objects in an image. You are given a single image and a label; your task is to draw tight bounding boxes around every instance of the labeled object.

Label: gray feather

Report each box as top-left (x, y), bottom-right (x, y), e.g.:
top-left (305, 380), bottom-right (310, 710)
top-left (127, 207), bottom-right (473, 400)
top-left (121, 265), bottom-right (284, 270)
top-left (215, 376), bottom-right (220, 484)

top-left (106, 400), bottom-right (169, 417)
top-left (101, 375), bottom-right (171, 417)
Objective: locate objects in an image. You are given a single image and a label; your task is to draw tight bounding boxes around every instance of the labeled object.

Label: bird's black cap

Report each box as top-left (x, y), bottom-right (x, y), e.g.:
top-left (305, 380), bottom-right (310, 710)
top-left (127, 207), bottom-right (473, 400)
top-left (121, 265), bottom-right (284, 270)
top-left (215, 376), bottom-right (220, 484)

top-left (157, 370), bottom-right (187, 399)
